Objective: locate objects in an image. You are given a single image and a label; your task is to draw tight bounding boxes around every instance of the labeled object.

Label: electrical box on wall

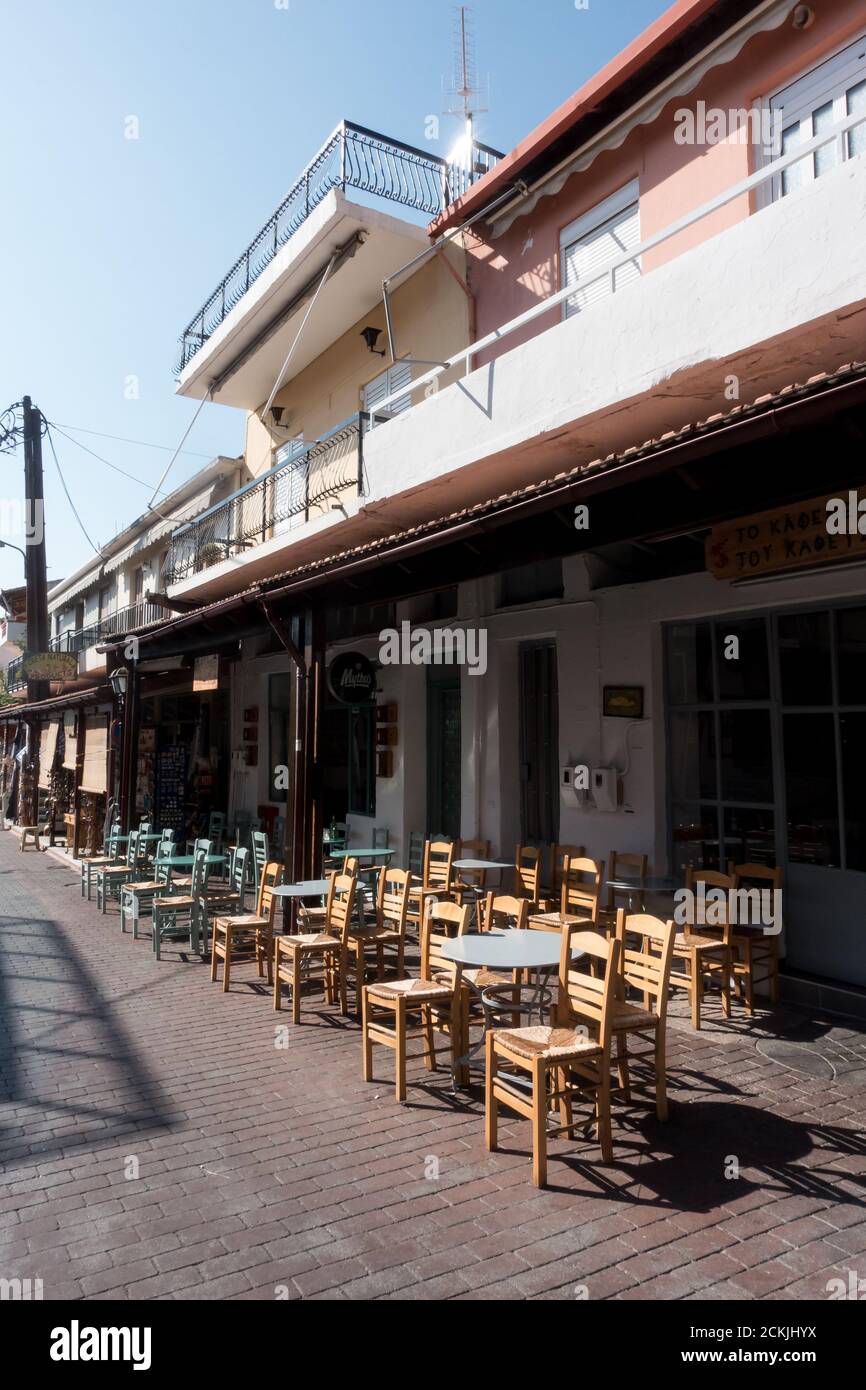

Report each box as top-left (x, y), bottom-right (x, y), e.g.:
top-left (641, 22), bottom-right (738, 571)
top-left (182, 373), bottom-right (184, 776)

top-left (561, 763), bottom-right (591, 805)
top-left (591, 767), bottom-right (620, 813)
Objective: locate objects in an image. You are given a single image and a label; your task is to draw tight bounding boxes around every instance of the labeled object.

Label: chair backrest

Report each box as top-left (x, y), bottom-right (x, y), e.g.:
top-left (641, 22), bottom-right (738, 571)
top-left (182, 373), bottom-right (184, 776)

top-left (684, 866), bottom-right (736, 941)
top-left (194, 837), bottom-right (212, 856)
top-left (372, 826), bottom-right (390, 849)
top-left (421, 899), bottom-right (470, 983)
top-left (407, 830), bottom-right (425, 876)
top-left (423, 840), bottom-right (455, 892)
top-left (327, 870), bottom-right (358, 946)
top-left (561, 856), bottom-right (604, 918)
top-left (251, 829), bottom-right (269, 874)
top-left (190, 847), bottom-right (208, 897)
top-left (606, 851), bottom-right (648, 907)
top-left (153, 838), bottom-right (175, 884)
top-left (550, 843), bottom-right (584, 897)
top-left (159, 828), bottom-right (175, 848)
top-left (479, 893), bottom-right (529, 932)
top-left (124, 830), bottom-right (140, 866)
top-left (376, 866), bottom-right (411, 934)
top-left (257, 861), bottom-right (284, 921)
top-left (138, 820), bottom-right (152, 835)
top-left (515, 844), bottom-right (541, 901)
top-left (230, 847), bottom-right (249, 896)
top-left (615, 911), bottom-right (676, 1024)
top-left (209, 812), bottom-right (226, 837)
top-left (456, 839), bottom-right (491, 888)
top-left (729, 861), bottom-right (783, 891)
top-left (557, 925), bottom-right (621, 1050)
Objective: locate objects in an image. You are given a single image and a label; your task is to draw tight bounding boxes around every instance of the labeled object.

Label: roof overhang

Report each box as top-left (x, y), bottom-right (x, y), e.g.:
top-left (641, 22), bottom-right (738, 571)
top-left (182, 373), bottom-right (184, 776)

top-left (175, 191), bottom-right (430, 410)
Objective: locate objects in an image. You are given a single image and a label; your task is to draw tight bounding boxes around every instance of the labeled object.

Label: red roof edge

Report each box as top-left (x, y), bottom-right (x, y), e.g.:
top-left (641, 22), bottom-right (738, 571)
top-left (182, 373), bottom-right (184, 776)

top-left (429, 0), bottom-right (724, 234)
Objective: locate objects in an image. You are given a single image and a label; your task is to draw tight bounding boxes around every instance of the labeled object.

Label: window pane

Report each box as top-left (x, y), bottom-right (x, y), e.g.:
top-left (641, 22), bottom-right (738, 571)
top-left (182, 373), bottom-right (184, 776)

top-left (813, 99), bottom-right (839, 177)
top-left (666, 622), bottom-right (712, 705)
top-left (781, 122), bottom-right (807, 195)
top-left (841, 714), bottom-right (866, 871)
top-left (348, 706), bottom-right (375, 817)
top-left (717, 617), bottom-right (769, 700)
top-left (783, 713), bottom-right (840, 866)
top-left (847, 79), bottom-right (866, 158)
top-left (723, 807), bottom-right (776, 869)
top-left (669, 711), bottom-right (716, 801)
top-left (778, 611), bottom-right (832, 705)
top-left (837, 605), bottom-right (866, 704)
top-left (720, 709), bottom-right (773, 802)
top-left (672, 805), bottom-right (720, 875)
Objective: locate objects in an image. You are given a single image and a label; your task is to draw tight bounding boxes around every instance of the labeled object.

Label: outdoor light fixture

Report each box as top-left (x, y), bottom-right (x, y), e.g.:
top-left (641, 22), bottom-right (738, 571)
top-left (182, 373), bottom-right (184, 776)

top-left (270, 406), bottom-right (284, 426)
top-left (360, 326), bottom-right (385, 356)
top-left (109, 665), bottom-right (129, 700)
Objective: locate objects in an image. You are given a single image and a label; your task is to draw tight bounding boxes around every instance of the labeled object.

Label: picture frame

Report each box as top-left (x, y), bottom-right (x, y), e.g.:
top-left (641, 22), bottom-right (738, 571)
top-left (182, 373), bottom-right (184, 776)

top-left (243, 707), bottom-right (259, 723)
top-left (243, 726), bottom-right (258, 743)
top-left (603, 685), bottom-right (644, 719)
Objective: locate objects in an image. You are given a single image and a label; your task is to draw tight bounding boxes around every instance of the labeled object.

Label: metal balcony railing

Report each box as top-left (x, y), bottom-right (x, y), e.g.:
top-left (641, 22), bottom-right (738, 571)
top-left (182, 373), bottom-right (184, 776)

top-left (49, 601), bottom-right (165, 655)
top-left (4, 656), bottom-right (24, 692)
top-left (164, 415), bottom-right (365, 585)
top-left (174, 121), bottom-right (501, 374)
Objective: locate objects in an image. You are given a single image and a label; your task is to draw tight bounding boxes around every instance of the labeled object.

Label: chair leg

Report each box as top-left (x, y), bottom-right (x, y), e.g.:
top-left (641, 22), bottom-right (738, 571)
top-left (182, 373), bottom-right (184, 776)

top-left (655, 1023), bottom-right (669, 1122)
top-left (721, 949), bottom-right (731, 1018)
top-left (596, 1060), bottom-right (613, 1163)
top-left (615, 1032), bottom-right (631, 1101)
top-left (423, 1005), bottom-right (436, 1072)
top-left (485, 1031), bottom-right (498, 1152)
top-left (744, 943), bottom-right (755, 1016)
top-left (362, 989), bottom-right (374, 1083)
top-left (210, 930), bottom-right (220, 982)
top-left (395, 996), bottom-right (407, 1103)
top-left (222, 929), bottom-right (232, 993)
top-left (769, 946), bottom-right (780, 1006)
top-left (557, 1065), bottom-right (573, 1134)
top-left (291, 951), bottom-right (302, 1026)
top-left (531, 1057), bottom-right (547, 1188)
top-left (339, 950), bottom-right (348, 1017)
top-left (273, 947), bottom-right (282, 1011)
top-left (691, 952), bottom-right (702, 1030)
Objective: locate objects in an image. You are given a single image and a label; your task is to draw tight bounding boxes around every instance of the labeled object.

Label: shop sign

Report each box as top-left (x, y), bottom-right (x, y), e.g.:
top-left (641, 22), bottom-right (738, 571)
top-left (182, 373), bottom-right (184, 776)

top-left (327, 651), bottom-right (376, 704)
top-left (706, 489), bottom-right (866, 581)
top-left (22, 651), bottom-right (78, 680)
top-left (193, 655), bottom-right (220, 691)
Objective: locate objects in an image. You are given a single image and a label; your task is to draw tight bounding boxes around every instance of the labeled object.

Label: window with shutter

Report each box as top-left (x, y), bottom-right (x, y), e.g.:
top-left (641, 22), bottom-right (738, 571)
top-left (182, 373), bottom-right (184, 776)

top-left (560, 181), bottom-right (641, 320)
top-left (768, 30), bottom-right (866, 200)
top-left (273, 435), bottom-right (307, 536)
top-left (363, 359), bottom-right (413, 418)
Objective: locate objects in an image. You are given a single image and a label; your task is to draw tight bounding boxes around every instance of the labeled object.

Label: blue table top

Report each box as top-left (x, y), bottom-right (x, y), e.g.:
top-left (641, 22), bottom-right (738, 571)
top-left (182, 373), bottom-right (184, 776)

top-left (453, 859), bottom-right (513, 871)
top-left (441, 929), bottom-right (579, 970)
top-left (328, 848), bottom-right (394, 860)
top-left (272, 879), bottom-right (331, 898)
top-left (164, 854), bottom-right (227, 867)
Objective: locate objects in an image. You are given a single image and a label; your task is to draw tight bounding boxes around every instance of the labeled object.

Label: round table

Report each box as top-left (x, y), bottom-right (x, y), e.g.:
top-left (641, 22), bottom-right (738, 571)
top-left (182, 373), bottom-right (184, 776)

top-left (606, 875), bottom-right (679, 905)
top-left (452, 858), bottom-right (513, 872)
top-left (272, 878), bottom-right (332, 934)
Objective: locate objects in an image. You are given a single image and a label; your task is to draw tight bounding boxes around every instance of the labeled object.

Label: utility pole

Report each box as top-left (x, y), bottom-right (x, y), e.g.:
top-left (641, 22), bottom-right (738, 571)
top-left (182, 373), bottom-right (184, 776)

top-left (22, 397), bottom-right (50, 705)
top-left (0, 397), bottom-right (51, 704)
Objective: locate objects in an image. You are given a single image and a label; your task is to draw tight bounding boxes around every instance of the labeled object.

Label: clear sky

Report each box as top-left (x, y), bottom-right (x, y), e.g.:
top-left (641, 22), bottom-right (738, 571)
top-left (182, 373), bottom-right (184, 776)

top-left (1, 0), bottom-right (672, 598)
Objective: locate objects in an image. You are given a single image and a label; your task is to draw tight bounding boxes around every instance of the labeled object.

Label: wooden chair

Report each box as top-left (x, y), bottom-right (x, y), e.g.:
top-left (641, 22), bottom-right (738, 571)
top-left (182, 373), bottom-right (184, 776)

top-left (728, 861), bottom-right (783, 1012)
top-left (407, 830), bottom-right (425, 878)
top-left (538, 843), bottom-right (584, 911)
top-left (152, 848), bottom-right (208, 960)
top-left (273, 868), bottom-right (357, 1024)
top-left (486, 926), bottom-right (621, 1187)
top-left (612, 911), bottom-right (676, 1121)
top-left (210, 861), bottom-right (283, 991)
top-left (527, 855), bottom-right (604, 934)
top-left (342, 866), bottom-right (411, 1011)
top-left (514, 844), bottom-right (542, 904)
top-left (669, 867), bottom-right (735, 1029)
top-left (599, 851), bottom-right (648, 929)
top-left (405, 840), bottom-right (455, 936)
top-left (362, 899), bottom-right (471, 1103)
top-left (94, 831), bottom-right (143, 913)
top-left (80, 825), bottom-right (122, 899)
top-left (452, 838), bottom-right (491, 910)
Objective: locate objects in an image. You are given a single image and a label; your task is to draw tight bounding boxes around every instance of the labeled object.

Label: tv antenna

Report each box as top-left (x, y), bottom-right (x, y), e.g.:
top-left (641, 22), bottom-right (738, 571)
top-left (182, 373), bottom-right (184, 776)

top-left (444, 6), bottom-right (488, 165)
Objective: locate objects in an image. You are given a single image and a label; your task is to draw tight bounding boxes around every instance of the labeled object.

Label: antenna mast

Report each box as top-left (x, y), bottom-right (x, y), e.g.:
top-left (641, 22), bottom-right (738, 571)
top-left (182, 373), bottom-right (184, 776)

top-left (445, 5), bottom-right (487, 164)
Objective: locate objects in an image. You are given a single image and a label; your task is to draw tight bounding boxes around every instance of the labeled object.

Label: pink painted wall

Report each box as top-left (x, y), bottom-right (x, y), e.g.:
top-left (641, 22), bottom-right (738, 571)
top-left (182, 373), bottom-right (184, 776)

top-left (469, 0), bottom-right (866, 365)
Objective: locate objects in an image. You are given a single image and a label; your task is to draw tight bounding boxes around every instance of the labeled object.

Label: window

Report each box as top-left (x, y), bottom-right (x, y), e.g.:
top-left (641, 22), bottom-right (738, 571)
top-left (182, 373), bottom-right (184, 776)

top-left (363, 359), bottom-right (413, 419)
top-left (133, 567), bottom-right (144, 603)
top-left (268, 673), bottom-right (291, 804)
top-left (348, 706), bottom-right (375, 817)
top-left (560, 180), bottom-right (640, 319)
top-left (273, 436), bottom-right (307, 536)
top-left (769, 31), bottom-right (866, 198)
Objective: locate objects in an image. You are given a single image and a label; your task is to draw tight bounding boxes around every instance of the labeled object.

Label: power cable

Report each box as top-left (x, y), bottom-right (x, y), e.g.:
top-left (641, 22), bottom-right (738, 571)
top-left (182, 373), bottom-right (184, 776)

top-left (48, 422), bottom-right (171, 494)
top-left (44, 425), bottom-right (105, 561)
top-left (50, 421), bottom-right (215, 460)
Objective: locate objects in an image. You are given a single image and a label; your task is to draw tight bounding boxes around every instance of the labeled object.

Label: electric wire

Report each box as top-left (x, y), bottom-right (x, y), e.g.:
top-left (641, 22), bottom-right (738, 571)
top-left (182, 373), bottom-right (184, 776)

top-left (49, 422), bottom-right (214, 460)
top-left (44, 425), bottom-right (105, 561)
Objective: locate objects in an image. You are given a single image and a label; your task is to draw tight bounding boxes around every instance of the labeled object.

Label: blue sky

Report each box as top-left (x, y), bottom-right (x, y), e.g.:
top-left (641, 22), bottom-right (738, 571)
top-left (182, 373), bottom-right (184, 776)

top-left (0, 0), bottom-right (671, 597)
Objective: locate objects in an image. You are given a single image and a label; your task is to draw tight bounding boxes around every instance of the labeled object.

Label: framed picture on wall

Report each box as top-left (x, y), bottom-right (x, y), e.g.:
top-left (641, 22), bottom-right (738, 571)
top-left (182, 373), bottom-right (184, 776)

top-left (243, 726), bottom-right (258, 743)
top-left (243, 708), bottom-right (258, 723)
top-left (603, 686), bottom-right (644, 719)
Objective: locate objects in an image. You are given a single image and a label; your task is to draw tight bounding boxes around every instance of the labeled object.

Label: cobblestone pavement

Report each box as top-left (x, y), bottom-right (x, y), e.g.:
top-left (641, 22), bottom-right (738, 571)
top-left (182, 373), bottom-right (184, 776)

top-left (1, 833), bottom-right (864, 1301)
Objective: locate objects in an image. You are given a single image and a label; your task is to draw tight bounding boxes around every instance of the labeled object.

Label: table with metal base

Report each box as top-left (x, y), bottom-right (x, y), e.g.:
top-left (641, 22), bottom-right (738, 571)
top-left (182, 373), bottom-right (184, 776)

top-left (272, 879), bottom-right (332, 934)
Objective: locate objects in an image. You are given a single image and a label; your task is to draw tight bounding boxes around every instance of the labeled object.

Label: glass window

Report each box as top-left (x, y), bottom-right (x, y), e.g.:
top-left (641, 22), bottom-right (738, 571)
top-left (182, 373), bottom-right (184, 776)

top-left (724, 807), bottom-right (776, 869)
top-left (720, 709), bottom-right (773, 803)
top-left (717, 617), bottom-right (770, 701)
top-left (840, 713), bottom-right (866, 871)
top-left (771, 32), bottom-right (866, 199)
top-left (268, 674), bottom-right (291, 804)
top-left (561, 182), bottom-right (641, 318)
top-left (671, 805), bottom-right (720, 875)
top-left (666, 622), bottom-right (712, 705)
top-left (783, 713), bottom-right (840, 866)
top-left (669, 710), bottom-right (716, 802)
top-left (348, 706), bottom-right (375, 817)
top-left (837, 605), bottom-right (866, 704)
top-left (778, 610), bottom-right (832, 705)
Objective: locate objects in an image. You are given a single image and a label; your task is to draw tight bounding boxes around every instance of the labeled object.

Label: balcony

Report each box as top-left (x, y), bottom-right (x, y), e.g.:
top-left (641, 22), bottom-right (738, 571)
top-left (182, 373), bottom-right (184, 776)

top-left (165, 416), bottom-right (364, 587)
top-left (4, 656), bottom-right (24, 694)
top-left (175, 121), bottom-right (500, 386)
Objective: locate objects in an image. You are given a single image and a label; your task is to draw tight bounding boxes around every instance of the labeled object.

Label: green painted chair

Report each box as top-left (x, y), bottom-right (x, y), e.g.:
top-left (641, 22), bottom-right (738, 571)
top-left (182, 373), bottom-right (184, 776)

top-left (120, 839), bottom-right (175, 938)
top-left (152, 848), bottom-right (209, 960)
top-left (80, 823), bottom-right (122, 900)
top-left (94, 831), bottom-right (142, 914)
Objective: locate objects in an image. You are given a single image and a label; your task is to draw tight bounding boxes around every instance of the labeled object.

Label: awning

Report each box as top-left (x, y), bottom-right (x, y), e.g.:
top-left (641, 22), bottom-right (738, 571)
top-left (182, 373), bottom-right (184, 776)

top-left (103, 488), bottom-right (223, 575)
top-left (51, 564), bottom-right (104, 609)
top-left (37, 718), bottom-right (61, 789)
top-left (491, 0), bottom-right (797, 236)
top-left (0, 685), bottom-right (111, 722)
top-left (62, 711), bottom-right (78, 771)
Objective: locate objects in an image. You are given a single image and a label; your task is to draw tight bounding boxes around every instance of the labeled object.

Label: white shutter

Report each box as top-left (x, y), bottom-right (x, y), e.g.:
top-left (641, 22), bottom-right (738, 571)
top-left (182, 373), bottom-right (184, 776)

top-left (561, 182), bottom-right (641, 319)
top-left (273, 436), bottom-right (306, 536)
top-left (364, 360), bottom-right (413, 418)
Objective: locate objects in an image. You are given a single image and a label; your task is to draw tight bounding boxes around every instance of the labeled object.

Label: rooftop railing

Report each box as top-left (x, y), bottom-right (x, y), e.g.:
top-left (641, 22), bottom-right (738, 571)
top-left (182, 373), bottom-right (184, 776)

top-left (164, 414), bottom-right (366, 585)
top-left (175, 121), bottom-right (501, 375)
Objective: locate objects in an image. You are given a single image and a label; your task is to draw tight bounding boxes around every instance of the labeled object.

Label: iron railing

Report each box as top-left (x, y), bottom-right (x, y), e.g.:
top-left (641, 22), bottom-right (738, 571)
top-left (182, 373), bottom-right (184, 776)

top-left (4, 656), bottom-right (24, 692)
top-left (175, 121), bottom-right (501, 374)
top-left (49, 601), bottom-right (165, 655)
top-left (164, 415), bottom-right (365, 585)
